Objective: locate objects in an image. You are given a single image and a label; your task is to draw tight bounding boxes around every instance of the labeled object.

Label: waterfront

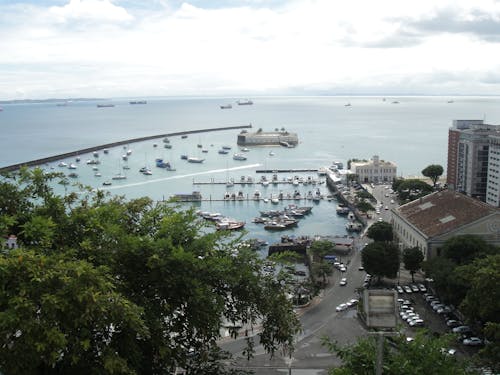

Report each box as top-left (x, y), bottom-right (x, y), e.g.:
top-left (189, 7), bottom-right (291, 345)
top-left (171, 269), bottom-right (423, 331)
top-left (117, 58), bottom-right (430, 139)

top-left (2, 95), bottom-right (500, 250)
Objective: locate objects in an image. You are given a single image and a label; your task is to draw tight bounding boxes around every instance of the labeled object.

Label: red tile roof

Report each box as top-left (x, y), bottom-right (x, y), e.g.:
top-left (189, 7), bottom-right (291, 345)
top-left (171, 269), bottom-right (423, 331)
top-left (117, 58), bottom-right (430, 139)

top-left (395, 190), bottom-right (497, 238)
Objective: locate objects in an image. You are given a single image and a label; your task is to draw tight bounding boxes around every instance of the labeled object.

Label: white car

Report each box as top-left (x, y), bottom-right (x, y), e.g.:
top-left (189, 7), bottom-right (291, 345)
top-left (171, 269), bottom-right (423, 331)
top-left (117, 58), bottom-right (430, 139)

top-left (463, 337), bottom-right (483, 346)
top-left (403, 286), bottom-right (412, 293)
top-left (336, 303), bottom-right (348, 312)
top-left (340, 278), bottom-right (347, 286)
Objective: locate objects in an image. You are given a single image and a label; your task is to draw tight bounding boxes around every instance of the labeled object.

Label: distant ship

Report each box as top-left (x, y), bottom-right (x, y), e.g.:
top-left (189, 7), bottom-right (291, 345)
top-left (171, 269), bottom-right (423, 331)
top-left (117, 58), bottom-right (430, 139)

top-left (97, 104), bottom-right (115, 108)
top-left (220, 104), bottom-right (232, 109)
top-left (237, 99), bottom-right (253, 105)
top-left (130, 100), bottom-right (147, 105)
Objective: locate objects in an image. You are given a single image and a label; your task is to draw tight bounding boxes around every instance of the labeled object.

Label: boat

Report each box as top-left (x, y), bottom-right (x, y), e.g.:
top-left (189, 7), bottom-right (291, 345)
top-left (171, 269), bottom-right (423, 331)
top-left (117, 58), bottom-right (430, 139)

top-left (241, 147), bottom-right (250, 152)
top-left (187, 157), bottom-right (204, 163)
top-left (142, 169), bottom-right (153, 175)
top-left (253, 191), bottom-right (261, 200)
top-left (93, 151), bottom-right (99, 158)
top-left (58, 162), bottom-right (68, 167)
top-left (197, 144), bottom-right (202, 148)
top-left (122, 155), bottom-right (128, 161)
top-left (202, 149), bottom-right (208, 153)
top-left (222, 145), bottom-right (232, 150)
top-left (103, 149), bottom-right (109, 154)
top-left (220, 104), bottom-right (232, 109)
top-left (181, 135), bottom-right (188, 139)
top-left (233, 153), bottom-right (247, 161)
top-left (164, 144), bottom-right (172, 149)
top-left (97, 104), bottom-right (115, 108)
top-left (237, 99), bottom-right (253, 105)
top-left (180, 154), bottom-right (188, 160)
top-left (155, 158), bottom-right (175, 170)
top-left (112, 174), bottom-right (127, 180)
top-left (392, 101), bottom-right (400, 104)
top-left (129, 100), bottom-right (147, 104)
top-left (126, 149), bottom-right (132, 155)
top-left (218, 149), bottom-right (229, 154)
top-left (317, 167), bottom-right (328, 176)
top-left (102, 181), bottom-right (112, 186)
top-left (336, 205), bottom-right (350, 215)
top-left (68, 172), bottom-right (78, 178)
top-left (269, 151), bottom-right (275, 156)
top-left (346, 222), bottom-right (363, 232)
top-left (75, 156), bottom-right (81, 162)
top-left (447, 100), bottom-right (454, 103)
top-left (94, 172), bottom-right (101, 177)
top-left (68, 163), bottom-right (77, 169)
top-left (345, 103), bottom-right (351, 107)
top-left (163, 137), bottom-right (170, 143)
top-left (86, 159), bottom-right (100, 165)
top-left (216, 219), bottom-right (245, 231)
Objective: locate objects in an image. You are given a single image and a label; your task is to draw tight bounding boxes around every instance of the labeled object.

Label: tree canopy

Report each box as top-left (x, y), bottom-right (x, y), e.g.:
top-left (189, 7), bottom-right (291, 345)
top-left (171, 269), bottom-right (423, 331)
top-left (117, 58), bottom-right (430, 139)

top-left (392, 178), bottom-right (434, 203)
top-left (366, 221), bottom-right (393, 242)
top-left (323, 331), bottom-right (476, 375)
top-left (421, 164), bottom-right (444, 187)
top-left (403, 247), bottom-right (424, 282)
top-left (361, 242), bottom-right (400, 281)
top-left (0, 168), bottom-right (301, 374)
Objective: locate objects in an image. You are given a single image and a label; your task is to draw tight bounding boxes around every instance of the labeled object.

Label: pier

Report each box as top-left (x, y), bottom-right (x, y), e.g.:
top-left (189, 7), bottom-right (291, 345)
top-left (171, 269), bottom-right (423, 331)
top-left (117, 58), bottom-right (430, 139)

top-left (255, 169), bottom-right (318, 173)
top-left (0, 124), bottom-right (252, 173)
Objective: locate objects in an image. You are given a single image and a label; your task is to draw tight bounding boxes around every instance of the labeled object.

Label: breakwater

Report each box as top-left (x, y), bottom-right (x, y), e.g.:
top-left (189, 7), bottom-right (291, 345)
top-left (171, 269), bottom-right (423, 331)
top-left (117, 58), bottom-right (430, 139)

top-left (0, 124), bottom-right (252, 173)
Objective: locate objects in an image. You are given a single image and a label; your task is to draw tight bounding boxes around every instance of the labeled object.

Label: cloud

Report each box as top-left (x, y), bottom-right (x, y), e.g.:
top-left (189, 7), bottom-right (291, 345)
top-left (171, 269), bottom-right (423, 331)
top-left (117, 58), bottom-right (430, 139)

top-left (49, 0), bottom-right (133, 25)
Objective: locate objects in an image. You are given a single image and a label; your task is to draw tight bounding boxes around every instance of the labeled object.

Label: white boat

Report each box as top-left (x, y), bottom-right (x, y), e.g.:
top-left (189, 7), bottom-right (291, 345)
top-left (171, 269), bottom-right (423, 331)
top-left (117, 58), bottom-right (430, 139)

top-left (187, 157), bottom-right (204, 163)
top-left (94, 172), bottom-right (102, 177)
top-left (233, 153), bottom-right (247, 161)
top-left (269, 151), bottom-right (275, 156)
top-left (58, 162), bottom-right (67, 167)
top-left (241, 147), bottom-right (250, 152)
top-left (68, 163), bottom-right (77, 169)
top-left (261, 180), bottom-right (270, 187)
top-left (112, 174), bottom-right (127, 180)
top-left (237, 99), bottom-right (253, 105)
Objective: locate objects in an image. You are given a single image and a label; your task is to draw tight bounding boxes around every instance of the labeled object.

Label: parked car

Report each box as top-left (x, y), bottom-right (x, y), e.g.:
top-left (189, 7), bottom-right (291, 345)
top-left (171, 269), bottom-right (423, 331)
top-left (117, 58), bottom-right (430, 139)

top-left (336, 303), bottom-right (348, 312)
top-left (403, 286), bottom-right (412, 293)
top-left (446, 319), bottom-right (461, 328)
top-left (463, 337), bottom-right (483, 346)
top-left (410, 284), bottom-right (419, 293)
top-left (452, 325), bottom-right (472, 334)
top-left (340, 278), bottom-right (347, 286)
top-left (396, 286), bottom-right (404, 293)
top-left (418, 284), bottom-right (427, 292)
top-left (437, 306), bottom-right (452, 314)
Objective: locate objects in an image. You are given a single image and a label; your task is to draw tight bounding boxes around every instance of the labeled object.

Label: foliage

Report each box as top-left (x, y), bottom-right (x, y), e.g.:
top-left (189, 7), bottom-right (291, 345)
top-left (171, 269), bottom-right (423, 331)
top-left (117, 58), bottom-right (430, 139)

top-left (366, 221), bottom-right (393, 242)
top-left (361, 242), bottom-right (400, 281)
top-left (312, 262), bottom-right (334, 286)
top-left (309, 239), bottom-right (335, 262)
top-left (393, 178), bottom-right (433, 203)
top-left (402, 247), bottom-right (424, 282)
top-left (322, 331), bottom-right (476, 375)
top-left (441, 235), bottom-right (495, 265)
top-left (355, 190), bottom-right (375, 201)
top-left (421, 164), bottom-right (444, 187)
top-left (0, 168), bottom-right (302, 374)
top-left (355, 201), bottom-right (375, 213)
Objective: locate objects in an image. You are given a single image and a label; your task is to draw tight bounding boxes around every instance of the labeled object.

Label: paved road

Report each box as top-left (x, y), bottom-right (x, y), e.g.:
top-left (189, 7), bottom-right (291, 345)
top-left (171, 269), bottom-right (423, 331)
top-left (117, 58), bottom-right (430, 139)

top-left (221, 237), bottom-right (369, 373)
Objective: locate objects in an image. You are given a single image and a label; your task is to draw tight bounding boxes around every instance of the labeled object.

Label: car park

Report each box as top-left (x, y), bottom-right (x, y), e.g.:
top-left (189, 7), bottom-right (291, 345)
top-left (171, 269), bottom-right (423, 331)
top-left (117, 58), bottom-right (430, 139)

top-left (463, 337), bottom-right (483, 346)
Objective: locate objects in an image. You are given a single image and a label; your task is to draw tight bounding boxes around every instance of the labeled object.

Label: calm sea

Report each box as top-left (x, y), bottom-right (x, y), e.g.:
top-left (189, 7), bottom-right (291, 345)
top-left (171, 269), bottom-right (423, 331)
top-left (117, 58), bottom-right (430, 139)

top-left (2, 96), bottom-right (499, 248)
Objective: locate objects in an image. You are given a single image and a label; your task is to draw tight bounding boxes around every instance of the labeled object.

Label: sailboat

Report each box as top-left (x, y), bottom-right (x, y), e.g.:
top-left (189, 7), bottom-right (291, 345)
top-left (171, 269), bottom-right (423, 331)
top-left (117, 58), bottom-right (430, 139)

top-left (112, 159), bottom-right (127, 180)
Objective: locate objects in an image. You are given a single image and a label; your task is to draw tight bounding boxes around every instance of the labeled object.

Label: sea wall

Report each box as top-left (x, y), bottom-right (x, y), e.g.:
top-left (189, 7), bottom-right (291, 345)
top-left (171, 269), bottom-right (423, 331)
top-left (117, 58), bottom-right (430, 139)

top-left (0, 124), bottom-right (252, 173)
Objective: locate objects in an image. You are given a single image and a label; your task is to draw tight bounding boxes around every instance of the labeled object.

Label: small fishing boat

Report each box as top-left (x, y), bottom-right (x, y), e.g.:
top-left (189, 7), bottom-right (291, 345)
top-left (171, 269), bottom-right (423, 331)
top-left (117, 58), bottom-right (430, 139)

top-left (187, 157), bottom-right (204, 163)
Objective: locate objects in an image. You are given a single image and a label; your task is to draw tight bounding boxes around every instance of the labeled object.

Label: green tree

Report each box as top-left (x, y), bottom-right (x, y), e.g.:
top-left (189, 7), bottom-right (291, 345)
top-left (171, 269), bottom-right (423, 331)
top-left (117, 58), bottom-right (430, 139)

top-left (394, 179), bottom-right (433, 203)
top-left (323, 331), bottom-right (477, 375)
top-left (0, 169), bottom-right (302, 374)
top-left (442, 235), bottom-right (494, 265)
top-left (403, 247), bottom-right (424, 282)
top-left (421, 164), bottom-right (444, 187)
top-left (361, 242), bottom-right (400, 282)
top-left (367, 221), bottom-right (393, 242)
top-left (312, 262), bottom-right (334, 286)
top-left (355, 201), bottom-right (375, 213)
top-left (309, 239), bottom-right (335, 262)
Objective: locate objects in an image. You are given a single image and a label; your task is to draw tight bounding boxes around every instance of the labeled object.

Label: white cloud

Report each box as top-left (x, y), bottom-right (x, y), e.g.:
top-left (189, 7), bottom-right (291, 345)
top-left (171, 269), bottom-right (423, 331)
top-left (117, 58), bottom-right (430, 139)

top-left (0, 0), bottom-right (500, 99)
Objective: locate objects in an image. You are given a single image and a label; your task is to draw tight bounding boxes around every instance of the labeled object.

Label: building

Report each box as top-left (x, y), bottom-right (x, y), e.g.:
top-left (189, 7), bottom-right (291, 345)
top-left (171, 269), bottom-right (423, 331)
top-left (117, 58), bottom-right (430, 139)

top-left (391, 190), bottom-right (500, 259)
top-left (349, 155), bottom-right (397, 183)
top-left (237, 129), bottom-right (298, 146)
top-left (446, 120), bottom-right (500, 202)
top-left (486, 135), bottom-right (500, 206)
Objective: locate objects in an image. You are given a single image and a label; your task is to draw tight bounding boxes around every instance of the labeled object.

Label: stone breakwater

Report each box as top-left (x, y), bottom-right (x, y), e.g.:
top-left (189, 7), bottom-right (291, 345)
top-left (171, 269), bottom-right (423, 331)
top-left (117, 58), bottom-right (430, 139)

top-left (0, 124), bottom-right (252, 173)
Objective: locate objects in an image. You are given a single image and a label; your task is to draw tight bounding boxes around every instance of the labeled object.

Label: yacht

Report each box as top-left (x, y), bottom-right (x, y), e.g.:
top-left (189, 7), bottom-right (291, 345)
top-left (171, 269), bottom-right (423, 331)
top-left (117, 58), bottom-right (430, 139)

top-left (220, 104), bottom-right (232, 109)
top-left (218, 149), bottom-right (229, 154)
top-left (187, 157), bottom-right (204, 163)
top-left (233, 153), bottom-right (247, 161)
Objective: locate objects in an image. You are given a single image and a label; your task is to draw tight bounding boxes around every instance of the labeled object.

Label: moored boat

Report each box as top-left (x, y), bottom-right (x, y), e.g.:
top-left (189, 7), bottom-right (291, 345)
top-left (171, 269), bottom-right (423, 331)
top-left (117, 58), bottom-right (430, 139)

top-left (233, 153), bottom-right (247, 161)
top-left (187, 157), bottom-right (204, 163)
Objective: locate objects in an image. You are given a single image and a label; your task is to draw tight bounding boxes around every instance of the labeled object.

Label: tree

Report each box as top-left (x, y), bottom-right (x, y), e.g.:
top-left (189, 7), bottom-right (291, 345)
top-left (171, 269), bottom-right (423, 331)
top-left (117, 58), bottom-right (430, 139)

top-left (323, 331), bottom-right (476, 375)
top-left (355, 201), bottom-right (375, 213)
top-left (403, 247), bottom-right (424, 282)
top-left (361, 242), bottom-right (400, 281)
top-left (394, 179), bottom-right (434, 203)
top-left (442, 235), bottom-right (494, 265)
top-left (309, 239), bottom-right (335, 262)
top-left (421, 164), bottom-right (444, 187)
top-left (0, 169), bottom-right (302, 374)
top-left (312, 262), bottom-right (334, 286)
top-left (367, 221), bottom-right (393, 242)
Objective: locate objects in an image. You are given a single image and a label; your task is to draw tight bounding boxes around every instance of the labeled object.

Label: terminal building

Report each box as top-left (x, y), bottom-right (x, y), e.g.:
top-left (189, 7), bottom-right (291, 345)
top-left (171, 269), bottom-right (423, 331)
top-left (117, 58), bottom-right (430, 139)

top-left (237, 129), bottom-right (298, 146)
top-left (391, 190), bottom-right (500, 259)
top-left (349, 155), bottom-right (397, 183)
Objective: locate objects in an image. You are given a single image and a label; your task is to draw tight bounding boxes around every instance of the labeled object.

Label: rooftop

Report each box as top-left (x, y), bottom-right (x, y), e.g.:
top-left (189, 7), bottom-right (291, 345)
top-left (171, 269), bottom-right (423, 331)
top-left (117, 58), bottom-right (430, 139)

top-left (395, 190), bottom-right (497, 238)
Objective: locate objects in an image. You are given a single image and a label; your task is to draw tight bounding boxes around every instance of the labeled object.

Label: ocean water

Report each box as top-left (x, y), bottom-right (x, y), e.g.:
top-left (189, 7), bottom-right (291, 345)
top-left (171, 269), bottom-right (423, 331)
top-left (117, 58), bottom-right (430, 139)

top-left (2, 96), bottom-right (499, 249)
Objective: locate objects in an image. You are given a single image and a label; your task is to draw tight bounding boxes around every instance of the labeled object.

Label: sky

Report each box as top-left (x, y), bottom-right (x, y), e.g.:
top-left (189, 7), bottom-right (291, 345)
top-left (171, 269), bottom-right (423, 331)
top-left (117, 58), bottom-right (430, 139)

top-left (1, 0), bottom-right (500, 99)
